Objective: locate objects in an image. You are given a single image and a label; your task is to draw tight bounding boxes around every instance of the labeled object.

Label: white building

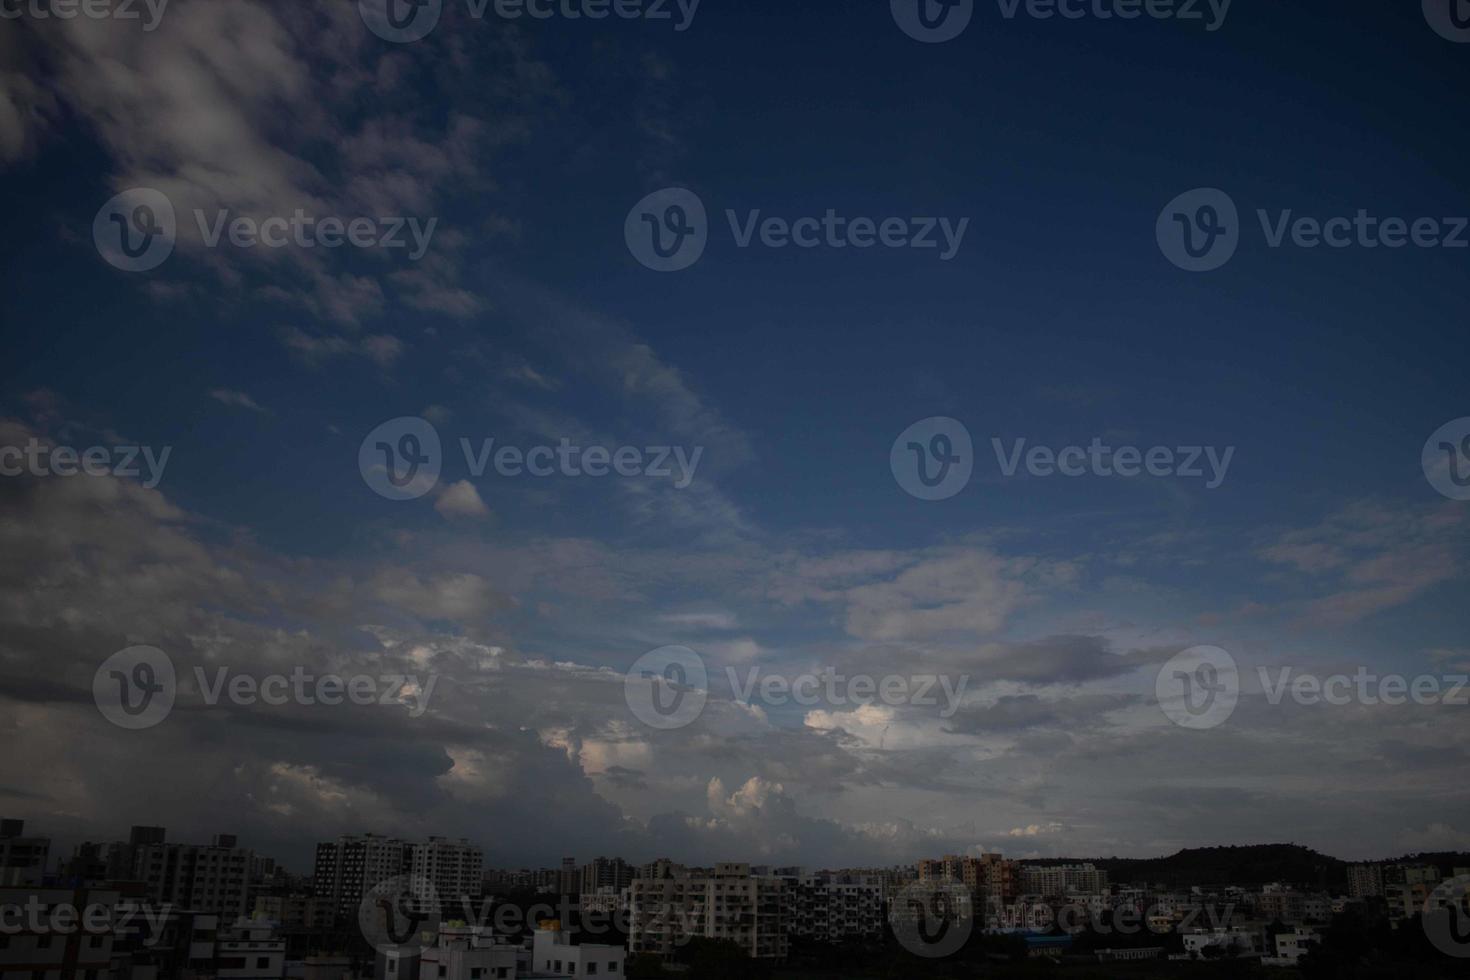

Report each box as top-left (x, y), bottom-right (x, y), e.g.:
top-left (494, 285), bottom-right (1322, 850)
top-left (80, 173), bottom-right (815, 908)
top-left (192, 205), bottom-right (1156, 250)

top-left (410, 838), bottom-right (483, 912)
top-left (529, 921), bottom-right (625, 979)
top-left (1263, 926), bottom-right (1319, 966)
top-left (407, 922), bottom-right (516, 980)
top-left (1181, 926), bottom-right (1261, 958)
top-left (579, 886), bottom-right (627, 918)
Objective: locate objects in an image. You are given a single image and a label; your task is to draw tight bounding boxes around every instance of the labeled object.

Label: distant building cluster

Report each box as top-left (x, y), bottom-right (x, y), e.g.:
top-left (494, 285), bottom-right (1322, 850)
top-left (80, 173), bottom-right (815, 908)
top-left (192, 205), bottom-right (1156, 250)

top-left (4, 816), bottom-right (1470, 978)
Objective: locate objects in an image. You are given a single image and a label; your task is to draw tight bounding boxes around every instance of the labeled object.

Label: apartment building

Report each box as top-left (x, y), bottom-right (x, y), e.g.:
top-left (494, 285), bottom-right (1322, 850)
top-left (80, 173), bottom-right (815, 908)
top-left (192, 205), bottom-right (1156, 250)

top-left (580, 856), bottom-right (634, 895)
top-left (638, 858), bottom-right (687, 882)
top-left (1258, 883), bottom-right (1306, 924)
top-left (559, 858), bottom-right (580, 897)
top-left (1386, 881), bottom-right (1436, 924)
top-left (777, 870), bottom-right (884, 943)
top-left (1385, 863), bottom-right (1442, 887)
top-left (916, 853), bottom-right (1019, 906)
top-left (0, 886), bottom-right (117, 979)
top-left (1018, 863), bottom-right (1109, 898)
top-left (214, 918), bottom-right (288, 979)
top-left (134, 833), bottom-right (253, 919)
top-left (410, 837), bottom-right (483, 910)
top-left (1347, 863), bottom-right (1385, 899)
top-left (252, 892), bottom-right (336, 930)
top-left (580, 885), bottom-right (627, 918)
top-left (313, 834), bottom-right (412, 924)
top-left (629, 863), bottom-right (788, 959)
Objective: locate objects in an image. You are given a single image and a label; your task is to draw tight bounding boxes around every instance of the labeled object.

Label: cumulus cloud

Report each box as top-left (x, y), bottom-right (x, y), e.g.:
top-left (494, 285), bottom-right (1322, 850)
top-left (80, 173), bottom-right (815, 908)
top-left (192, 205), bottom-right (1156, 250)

top-left (435, 480), bottom-right (490, 520)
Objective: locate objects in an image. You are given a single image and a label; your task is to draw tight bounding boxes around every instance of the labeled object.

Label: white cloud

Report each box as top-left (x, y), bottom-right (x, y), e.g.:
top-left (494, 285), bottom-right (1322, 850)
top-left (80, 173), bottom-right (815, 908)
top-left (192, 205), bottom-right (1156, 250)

top-left (435, 481), bottom-right (490, 520)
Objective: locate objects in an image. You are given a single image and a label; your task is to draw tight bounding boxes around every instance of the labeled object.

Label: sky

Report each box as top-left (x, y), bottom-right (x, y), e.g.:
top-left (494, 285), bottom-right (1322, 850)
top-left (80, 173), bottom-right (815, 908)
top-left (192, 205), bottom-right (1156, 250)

top-left (1, 0), bottom-right (1468, 874)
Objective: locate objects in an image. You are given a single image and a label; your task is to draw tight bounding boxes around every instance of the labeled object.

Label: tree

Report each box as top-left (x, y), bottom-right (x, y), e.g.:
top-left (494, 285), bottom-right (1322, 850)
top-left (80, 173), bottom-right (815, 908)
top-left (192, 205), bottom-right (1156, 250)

top-left (624, 952), bottom-right (665, 978)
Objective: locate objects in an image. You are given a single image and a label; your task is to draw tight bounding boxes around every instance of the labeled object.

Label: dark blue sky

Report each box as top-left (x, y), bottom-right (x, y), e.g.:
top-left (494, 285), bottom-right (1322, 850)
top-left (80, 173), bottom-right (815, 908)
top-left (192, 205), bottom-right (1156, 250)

top-left (1, 0), bottom-right (1468, 867)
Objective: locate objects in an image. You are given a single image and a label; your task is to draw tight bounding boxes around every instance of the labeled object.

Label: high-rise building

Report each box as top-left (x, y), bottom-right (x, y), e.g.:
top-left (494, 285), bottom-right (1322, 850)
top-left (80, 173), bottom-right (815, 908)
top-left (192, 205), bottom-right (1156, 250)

top-left (777, 870), bottom-right (884, 943)
top-left (134, 833), bottom-right (253, 919)
top-left (630, 863), bottom-right (788, 959)
top-left (1018, 862), bottom-right (1108, 898)
top-left (312, 833), bottom-right (412, 924)
top-left (639, 858), bottom-right (686, 881)
top-left (1347, 863), bottom-right (1384, 898)
top-left (0, 819), bottom-right (51, 886)
top-left (579, 856), bottom-right (634, 895)
top-left (916, 853), bottom-right (1019, 906)
top-left (410, 837), bottom-right (483, 910)
top-left (559, 857), bottom-right (580, 897)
